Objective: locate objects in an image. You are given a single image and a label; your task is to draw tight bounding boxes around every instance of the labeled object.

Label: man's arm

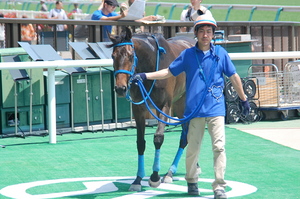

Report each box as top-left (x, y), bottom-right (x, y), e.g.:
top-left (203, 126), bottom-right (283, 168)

top-left (229, 73), bottom-right (247, 101)
top-left (48, 9), bottom-right (54, 19)
top-left (100, 10), bottom-right (128, 21)
top-left (145, 68), bottom-right (174, 80)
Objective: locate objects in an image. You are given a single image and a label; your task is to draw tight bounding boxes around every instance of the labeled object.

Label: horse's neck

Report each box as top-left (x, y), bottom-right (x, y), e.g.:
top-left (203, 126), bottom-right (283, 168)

top-left (133, 37), bottom-right (156, 52)
top-left (132, 37), bottom-right (157, 72)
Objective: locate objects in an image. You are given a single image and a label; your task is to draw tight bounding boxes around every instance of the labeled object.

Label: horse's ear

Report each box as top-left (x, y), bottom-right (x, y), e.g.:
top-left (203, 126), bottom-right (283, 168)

top-left (124, 26), bottom-right (132, 40)
top-left (108, 31), bottom-right (118, 44)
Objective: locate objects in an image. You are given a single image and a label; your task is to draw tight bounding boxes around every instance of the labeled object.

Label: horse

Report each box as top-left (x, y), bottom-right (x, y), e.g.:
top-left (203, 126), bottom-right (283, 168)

top-left (107, 27), bottom-right (196, 191)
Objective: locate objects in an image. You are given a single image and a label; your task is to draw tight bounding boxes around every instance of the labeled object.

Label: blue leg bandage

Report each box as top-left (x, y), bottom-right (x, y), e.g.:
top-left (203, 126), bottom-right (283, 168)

top-left (137, 155), bottom-right (145, 178)
top-left (169, 147), bottom-right (184, 174)
top-left (152, 149), bottom-right (160, 172)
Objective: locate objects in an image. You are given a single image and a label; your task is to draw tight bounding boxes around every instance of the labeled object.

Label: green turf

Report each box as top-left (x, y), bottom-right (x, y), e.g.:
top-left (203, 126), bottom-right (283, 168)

top-left (0, 125), bottom-right (299, 198)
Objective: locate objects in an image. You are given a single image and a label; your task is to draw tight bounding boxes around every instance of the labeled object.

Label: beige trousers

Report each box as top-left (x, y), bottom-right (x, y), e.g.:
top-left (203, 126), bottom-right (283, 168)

top-left (185, 116), bottom-right (227, 191)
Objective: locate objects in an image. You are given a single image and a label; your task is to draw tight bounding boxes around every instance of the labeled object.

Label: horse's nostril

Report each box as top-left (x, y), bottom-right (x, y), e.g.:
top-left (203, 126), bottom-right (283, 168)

top-left (115, 86), bottom-right (127, 97)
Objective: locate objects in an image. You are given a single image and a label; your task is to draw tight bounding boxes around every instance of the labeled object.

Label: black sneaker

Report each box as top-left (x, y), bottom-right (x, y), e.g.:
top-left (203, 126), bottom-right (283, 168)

top-left (187, 183), bottom-right (199, 195)
top-left (214, 189), bottom-right (227, 199)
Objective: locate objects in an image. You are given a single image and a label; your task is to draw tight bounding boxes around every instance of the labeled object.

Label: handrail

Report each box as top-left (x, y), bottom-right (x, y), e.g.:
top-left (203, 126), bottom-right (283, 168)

top-left (153, 3), bottom-right (161, 16)
top-left (275, 7), bottom-right (283, 21)
top-left (0, 18), bottom-right (299, 51)
top-left (248, 6), bottom-right (257, 21)
top-left (168, 4), bottom-right (176, 20)
top-left (225, 6), bottom-right (233, 21)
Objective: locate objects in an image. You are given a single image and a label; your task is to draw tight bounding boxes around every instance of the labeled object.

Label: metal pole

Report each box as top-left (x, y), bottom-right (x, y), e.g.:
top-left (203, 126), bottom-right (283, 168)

top-left (85, 74), bottom-right (90, 130)
top-left (14, 82), bottom-right (18, 135)
top-left (70, 75), bottom-right (74, 132)
top-left (99, 68), bottom-right (104, 131)
top-left (29, 69), bottom-right (33, 134)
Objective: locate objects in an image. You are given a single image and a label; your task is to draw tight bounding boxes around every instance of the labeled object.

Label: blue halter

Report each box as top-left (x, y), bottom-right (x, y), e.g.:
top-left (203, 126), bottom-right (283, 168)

top-left (113, 36), bottom-right (166, 104)
top-left (113, 41), bottom-right (138, 77)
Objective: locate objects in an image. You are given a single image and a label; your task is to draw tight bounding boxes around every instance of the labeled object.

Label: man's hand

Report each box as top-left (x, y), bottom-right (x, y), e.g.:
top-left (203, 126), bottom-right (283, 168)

top-left (120, 9), bottom-right (128, 18)
top-left (240, 100), bottom-right (250, 116)
top-left (132, 73), bottom-right (147, 84)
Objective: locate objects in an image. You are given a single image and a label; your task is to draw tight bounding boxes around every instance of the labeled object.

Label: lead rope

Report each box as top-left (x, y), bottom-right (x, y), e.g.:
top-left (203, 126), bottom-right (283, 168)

top-left (127, 35), bottom-right (166, 105)
top-left (136, 45), bottom-right (220, 125)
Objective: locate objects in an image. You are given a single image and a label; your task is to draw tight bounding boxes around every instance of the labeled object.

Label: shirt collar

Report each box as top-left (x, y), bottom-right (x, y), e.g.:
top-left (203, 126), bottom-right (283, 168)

top-left (194, 43), bottom-right (216, 56)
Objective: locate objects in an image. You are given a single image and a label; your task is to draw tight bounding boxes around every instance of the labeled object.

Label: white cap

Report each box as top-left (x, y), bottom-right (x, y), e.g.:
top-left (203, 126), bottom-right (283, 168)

top-left (193, 14), bottom-right (217, 29)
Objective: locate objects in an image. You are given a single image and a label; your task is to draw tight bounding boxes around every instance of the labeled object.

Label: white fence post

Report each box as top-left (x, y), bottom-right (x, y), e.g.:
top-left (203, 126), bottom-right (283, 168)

top-left (48, 67), bottom-right (56, 144)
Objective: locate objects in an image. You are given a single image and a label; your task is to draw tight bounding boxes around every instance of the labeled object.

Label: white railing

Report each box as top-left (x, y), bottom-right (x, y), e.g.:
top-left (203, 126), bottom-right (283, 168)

top-left (146, 2), bottom-right (300, 12)
top-left (0, 9), bottom-right (47, 19)
top-left (0, 51), bottom-right (299, 144)
top-left (1, 3), bottom-right (300, 20)
top-left (0, 9), bottom-right (91, 20)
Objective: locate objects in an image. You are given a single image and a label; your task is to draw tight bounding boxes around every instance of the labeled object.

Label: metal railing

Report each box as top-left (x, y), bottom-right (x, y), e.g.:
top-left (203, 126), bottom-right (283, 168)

top-left (1, 18), bottom-right (299, 68)
top-left (2, 1), bottom-right (300, 21)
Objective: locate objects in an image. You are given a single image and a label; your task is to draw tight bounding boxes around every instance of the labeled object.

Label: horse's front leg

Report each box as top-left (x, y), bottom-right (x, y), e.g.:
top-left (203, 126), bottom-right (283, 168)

top-left (148, 106), bottom-right (168, 188)
top-left (129, 105), bottom-right (146, 192)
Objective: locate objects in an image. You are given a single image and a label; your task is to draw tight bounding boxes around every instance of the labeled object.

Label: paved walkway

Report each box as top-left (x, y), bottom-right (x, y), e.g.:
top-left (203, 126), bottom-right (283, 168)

top-left (227, 118), bottom-right (300, 150)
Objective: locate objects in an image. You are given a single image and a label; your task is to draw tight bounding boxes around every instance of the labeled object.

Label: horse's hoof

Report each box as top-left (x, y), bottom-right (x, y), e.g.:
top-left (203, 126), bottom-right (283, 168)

top-left (148, 178), bottom-right (161, 188)
top-left (161, 175), bottom-right (173, 183)
top-left (128, 184), bottom-right (141, 192)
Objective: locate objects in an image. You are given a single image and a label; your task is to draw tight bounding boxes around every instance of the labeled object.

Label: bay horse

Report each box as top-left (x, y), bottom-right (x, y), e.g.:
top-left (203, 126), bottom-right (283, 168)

top-left (108, 27), bottom-right (196, 191)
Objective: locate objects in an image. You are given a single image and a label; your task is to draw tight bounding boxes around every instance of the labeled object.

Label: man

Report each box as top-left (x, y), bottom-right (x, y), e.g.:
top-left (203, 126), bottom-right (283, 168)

top-left (48, 0), bottom-right (68, 31)
top-left (180, 0), bottom-right (212, 32)
top-left (40, 0), bottom-right (48, 12)
top-left (0, 13), bottom-right (4, 48)
top-left (71, 3), bottom-right (82, 14)
top-left (132, 15), bottom-right (250, 199)
top-left (91, 0), bottom-right (127, 41)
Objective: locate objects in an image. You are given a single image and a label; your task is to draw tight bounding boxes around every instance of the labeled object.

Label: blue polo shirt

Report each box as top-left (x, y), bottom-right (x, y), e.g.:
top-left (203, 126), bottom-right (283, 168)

top-left (91, 10), bottom-right (119, 41)
top-left (169, 43), bottom-right (236, 118)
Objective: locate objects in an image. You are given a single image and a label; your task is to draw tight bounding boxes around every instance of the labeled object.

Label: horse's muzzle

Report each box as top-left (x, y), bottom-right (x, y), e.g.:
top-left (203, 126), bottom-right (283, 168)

top-left (115, 85), bottom-right (127, 97)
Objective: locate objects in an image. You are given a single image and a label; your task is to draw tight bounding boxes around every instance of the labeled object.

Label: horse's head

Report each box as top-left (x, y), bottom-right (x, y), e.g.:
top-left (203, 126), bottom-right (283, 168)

top-left (107, 27), bottom-right (135, 97)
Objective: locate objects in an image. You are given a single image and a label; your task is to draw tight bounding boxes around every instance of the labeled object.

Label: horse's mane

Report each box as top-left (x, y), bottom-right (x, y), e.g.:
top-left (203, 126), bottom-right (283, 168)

top-left (106, 31), bottom-right (165, 48)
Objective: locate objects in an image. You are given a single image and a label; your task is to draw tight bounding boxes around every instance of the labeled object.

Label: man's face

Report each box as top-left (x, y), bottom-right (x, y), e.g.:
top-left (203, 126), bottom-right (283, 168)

top-left (194, 25), bottom-right (214, 50)
top-left (190, 0), bottom-right (202, 7)
top-left (105, 3), bottom-right (116, 12)
top-left (57, 2), bottom-right (63, 9)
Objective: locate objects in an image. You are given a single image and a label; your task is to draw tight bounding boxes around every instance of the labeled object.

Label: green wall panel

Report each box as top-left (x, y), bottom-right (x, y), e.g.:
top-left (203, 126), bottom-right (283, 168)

top-left (72, 68), bottom-right (113, 125)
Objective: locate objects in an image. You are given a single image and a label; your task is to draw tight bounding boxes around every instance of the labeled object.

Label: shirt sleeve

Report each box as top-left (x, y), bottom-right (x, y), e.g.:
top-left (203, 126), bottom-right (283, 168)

top-left (109, 12), bottom-right (119, 17)
top-left (203, 9), bottom-right (213, 17)
top-left (91, 11), bottom-right (103, 20)
top-left (219, 47), bottom-right (236, 77)
top-left (180, 9), bottom-right (188, 21)
top-left (62, 10), bottom-right (68, 19)
top-left (169, 50), bottom-right (186, 76)
top-left (48, 9), bottom-right (53, 18)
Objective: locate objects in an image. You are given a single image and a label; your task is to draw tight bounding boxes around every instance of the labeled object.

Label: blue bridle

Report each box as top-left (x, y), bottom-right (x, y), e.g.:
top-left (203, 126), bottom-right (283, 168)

top-left (113, 36), bottom-right (166, 104)
top-left (113, 41), bottom-right (138, 77)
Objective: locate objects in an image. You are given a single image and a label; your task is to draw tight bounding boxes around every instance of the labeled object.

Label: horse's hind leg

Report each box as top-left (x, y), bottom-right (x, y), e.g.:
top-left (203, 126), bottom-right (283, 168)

top-left (162, 122), bottom-right (202, 183)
